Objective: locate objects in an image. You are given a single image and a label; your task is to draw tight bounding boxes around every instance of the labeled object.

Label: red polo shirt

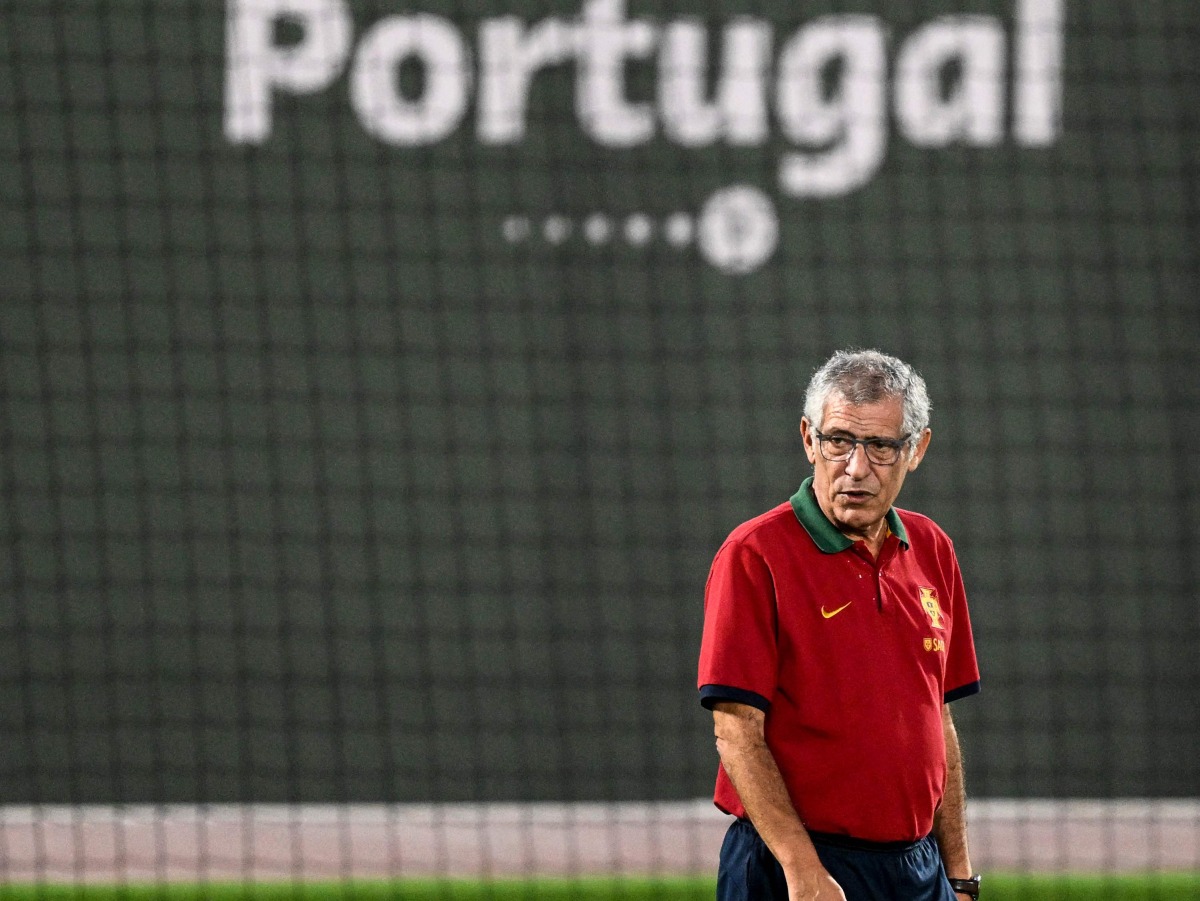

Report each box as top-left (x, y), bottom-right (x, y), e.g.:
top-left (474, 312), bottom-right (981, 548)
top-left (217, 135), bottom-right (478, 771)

top-left (698, 478), bottom-right (980, 843)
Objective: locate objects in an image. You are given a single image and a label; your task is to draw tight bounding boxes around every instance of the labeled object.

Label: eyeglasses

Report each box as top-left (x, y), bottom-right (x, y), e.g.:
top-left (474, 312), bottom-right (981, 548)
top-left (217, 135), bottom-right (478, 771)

top-left (814, 431), bottom-right (911, 466)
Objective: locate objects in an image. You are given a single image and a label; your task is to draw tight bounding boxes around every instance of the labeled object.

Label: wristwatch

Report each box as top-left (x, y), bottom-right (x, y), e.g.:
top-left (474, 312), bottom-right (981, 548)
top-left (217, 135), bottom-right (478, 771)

top-left (948, 876), bottom-right (981, 898)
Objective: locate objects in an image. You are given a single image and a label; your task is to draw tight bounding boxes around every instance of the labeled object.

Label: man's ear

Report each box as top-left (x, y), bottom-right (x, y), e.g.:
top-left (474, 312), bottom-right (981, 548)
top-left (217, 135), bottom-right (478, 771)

top-left (907, 428), bottom-right (932, 472)
top-left (800, 417), bottom-right (818, 465)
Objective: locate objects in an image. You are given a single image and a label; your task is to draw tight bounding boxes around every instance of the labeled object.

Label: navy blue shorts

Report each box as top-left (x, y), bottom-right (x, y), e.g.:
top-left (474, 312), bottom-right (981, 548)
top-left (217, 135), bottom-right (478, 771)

top-left (717, 818), bottom-right (957, 901)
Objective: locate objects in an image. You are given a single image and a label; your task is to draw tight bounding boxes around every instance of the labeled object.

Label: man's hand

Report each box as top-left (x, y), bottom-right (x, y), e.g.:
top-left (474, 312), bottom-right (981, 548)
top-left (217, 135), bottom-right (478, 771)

top-left (786, 867), bottom-right (847, 900)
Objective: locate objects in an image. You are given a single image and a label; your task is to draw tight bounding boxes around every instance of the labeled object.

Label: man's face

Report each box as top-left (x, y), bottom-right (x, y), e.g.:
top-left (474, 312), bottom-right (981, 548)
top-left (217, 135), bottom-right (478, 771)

top-left (800, 393), bottom-right (931, 543)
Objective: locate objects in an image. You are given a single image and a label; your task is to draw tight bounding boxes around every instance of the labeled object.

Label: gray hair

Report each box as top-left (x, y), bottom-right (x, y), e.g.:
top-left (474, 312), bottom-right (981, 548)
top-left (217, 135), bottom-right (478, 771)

top-left (803, 349), bottom-right (931, 446)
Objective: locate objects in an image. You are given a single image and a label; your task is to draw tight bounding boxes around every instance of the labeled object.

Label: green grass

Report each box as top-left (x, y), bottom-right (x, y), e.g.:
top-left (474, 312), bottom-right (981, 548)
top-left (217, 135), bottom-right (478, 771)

top-left (1, 875), bottom-right (1199, 901)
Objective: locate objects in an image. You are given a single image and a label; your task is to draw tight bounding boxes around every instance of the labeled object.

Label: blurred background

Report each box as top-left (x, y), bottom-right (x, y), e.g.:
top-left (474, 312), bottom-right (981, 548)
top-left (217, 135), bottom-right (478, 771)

top-left (1, 0), bottom-right (1197, 897)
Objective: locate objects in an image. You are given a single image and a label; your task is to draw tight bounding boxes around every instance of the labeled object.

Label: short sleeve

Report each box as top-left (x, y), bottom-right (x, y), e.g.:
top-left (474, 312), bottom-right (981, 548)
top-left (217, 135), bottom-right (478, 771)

top-left (942, 544), bottom-right (980, 702)
top-left (697, 538), bottom-right (779, 711)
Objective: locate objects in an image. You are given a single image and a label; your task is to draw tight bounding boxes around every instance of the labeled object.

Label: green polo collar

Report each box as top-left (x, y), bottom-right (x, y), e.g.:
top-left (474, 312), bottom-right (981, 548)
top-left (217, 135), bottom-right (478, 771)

top-left (789, 477), bottom-right (909, 553)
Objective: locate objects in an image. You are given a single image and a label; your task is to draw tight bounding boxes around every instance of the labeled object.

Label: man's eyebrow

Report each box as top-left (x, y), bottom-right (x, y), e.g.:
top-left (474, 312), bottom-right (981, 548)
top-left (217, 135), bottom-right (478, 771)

top-left (825, 428), bottom-right (903, 442)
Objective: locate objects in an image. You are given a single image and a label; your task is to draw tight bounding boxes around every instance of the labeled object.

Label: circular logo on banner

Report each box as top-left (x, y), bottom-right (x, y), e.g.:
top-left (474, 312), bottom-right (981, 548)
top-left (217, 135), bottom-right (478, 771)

top-left (698, 185), bottom-right (779, 275)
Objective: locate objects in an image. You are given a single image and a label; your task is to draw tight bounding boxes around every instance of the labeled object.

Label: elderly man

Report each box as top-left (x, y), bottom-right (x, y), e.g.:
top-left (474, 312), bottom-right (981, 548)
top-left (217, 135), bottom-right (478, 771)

top-left (698, 349), bottom-right (981, 901)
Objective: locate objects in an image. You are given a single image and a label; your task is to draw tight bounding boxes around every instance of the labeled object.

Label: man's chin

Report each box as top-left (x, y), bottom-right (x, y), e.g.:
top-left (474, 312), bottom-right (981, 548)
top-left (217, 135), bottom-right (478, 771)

top-left (834, 494), bottom-right (879, 514)
top-left (832, 503), bottom-right (881, 533)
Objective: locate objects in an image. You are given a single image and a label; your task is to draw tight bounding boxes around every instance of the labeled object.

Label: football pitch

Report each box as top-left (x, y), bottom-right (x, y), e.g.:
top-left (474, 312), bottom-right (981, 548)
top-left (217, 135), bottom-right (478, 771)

top-left (3, 876), bottom-right (1200, 901)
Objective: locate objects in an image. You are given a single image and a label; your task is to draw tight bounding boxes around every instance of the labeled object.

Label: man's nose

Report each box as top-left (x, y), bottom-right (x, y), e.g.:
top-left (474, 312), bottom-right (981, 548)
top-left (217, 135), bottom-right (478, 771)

top-left (844, 443), bottom-right (873, 478)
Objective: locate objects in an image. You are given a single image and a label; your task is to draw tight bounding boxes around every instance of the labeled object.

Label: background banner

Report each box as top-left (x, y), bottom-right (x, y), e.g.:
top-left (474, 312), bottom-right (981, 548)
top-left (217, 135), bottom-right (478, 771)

top-left (1, 0), bottom-right (1197, 810)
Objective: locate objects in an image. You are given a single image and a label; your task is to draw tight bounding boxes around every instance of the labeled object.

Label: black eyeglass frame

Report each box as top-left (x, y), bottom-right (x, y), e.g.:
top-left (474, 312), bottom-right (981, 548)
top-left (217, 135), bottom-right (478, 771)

top-left (813, 431), bottom-right (913, 466)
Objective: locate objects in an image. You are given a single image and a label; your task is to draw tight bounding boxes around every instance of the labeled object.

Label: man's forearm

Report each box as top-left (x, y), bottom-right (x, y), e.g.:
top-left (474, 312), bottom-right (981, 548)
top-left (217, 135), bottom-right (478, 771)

top-left (712, 703), bottom-right (844, 899)
top-left (716, 722), bottom-right (818, 873)
top-left (933, 704), bottom-right (973, 880)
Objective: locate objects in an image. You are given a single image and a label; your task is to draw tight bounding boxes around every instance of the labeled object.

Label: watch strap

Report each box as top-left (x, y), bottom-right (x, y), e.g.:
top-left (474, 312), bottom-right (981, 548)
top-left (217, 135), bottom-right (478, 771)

top-left (948, 876), bottom-right (981, 898)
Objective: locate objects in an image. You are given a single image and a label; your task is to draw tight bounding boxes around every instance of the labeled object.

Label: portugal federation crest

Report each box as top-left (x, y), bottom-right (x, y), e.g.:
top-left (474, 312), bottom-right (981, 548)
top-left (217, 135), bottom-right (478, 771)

top-left (919, 587), bottom-right (946, 630)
